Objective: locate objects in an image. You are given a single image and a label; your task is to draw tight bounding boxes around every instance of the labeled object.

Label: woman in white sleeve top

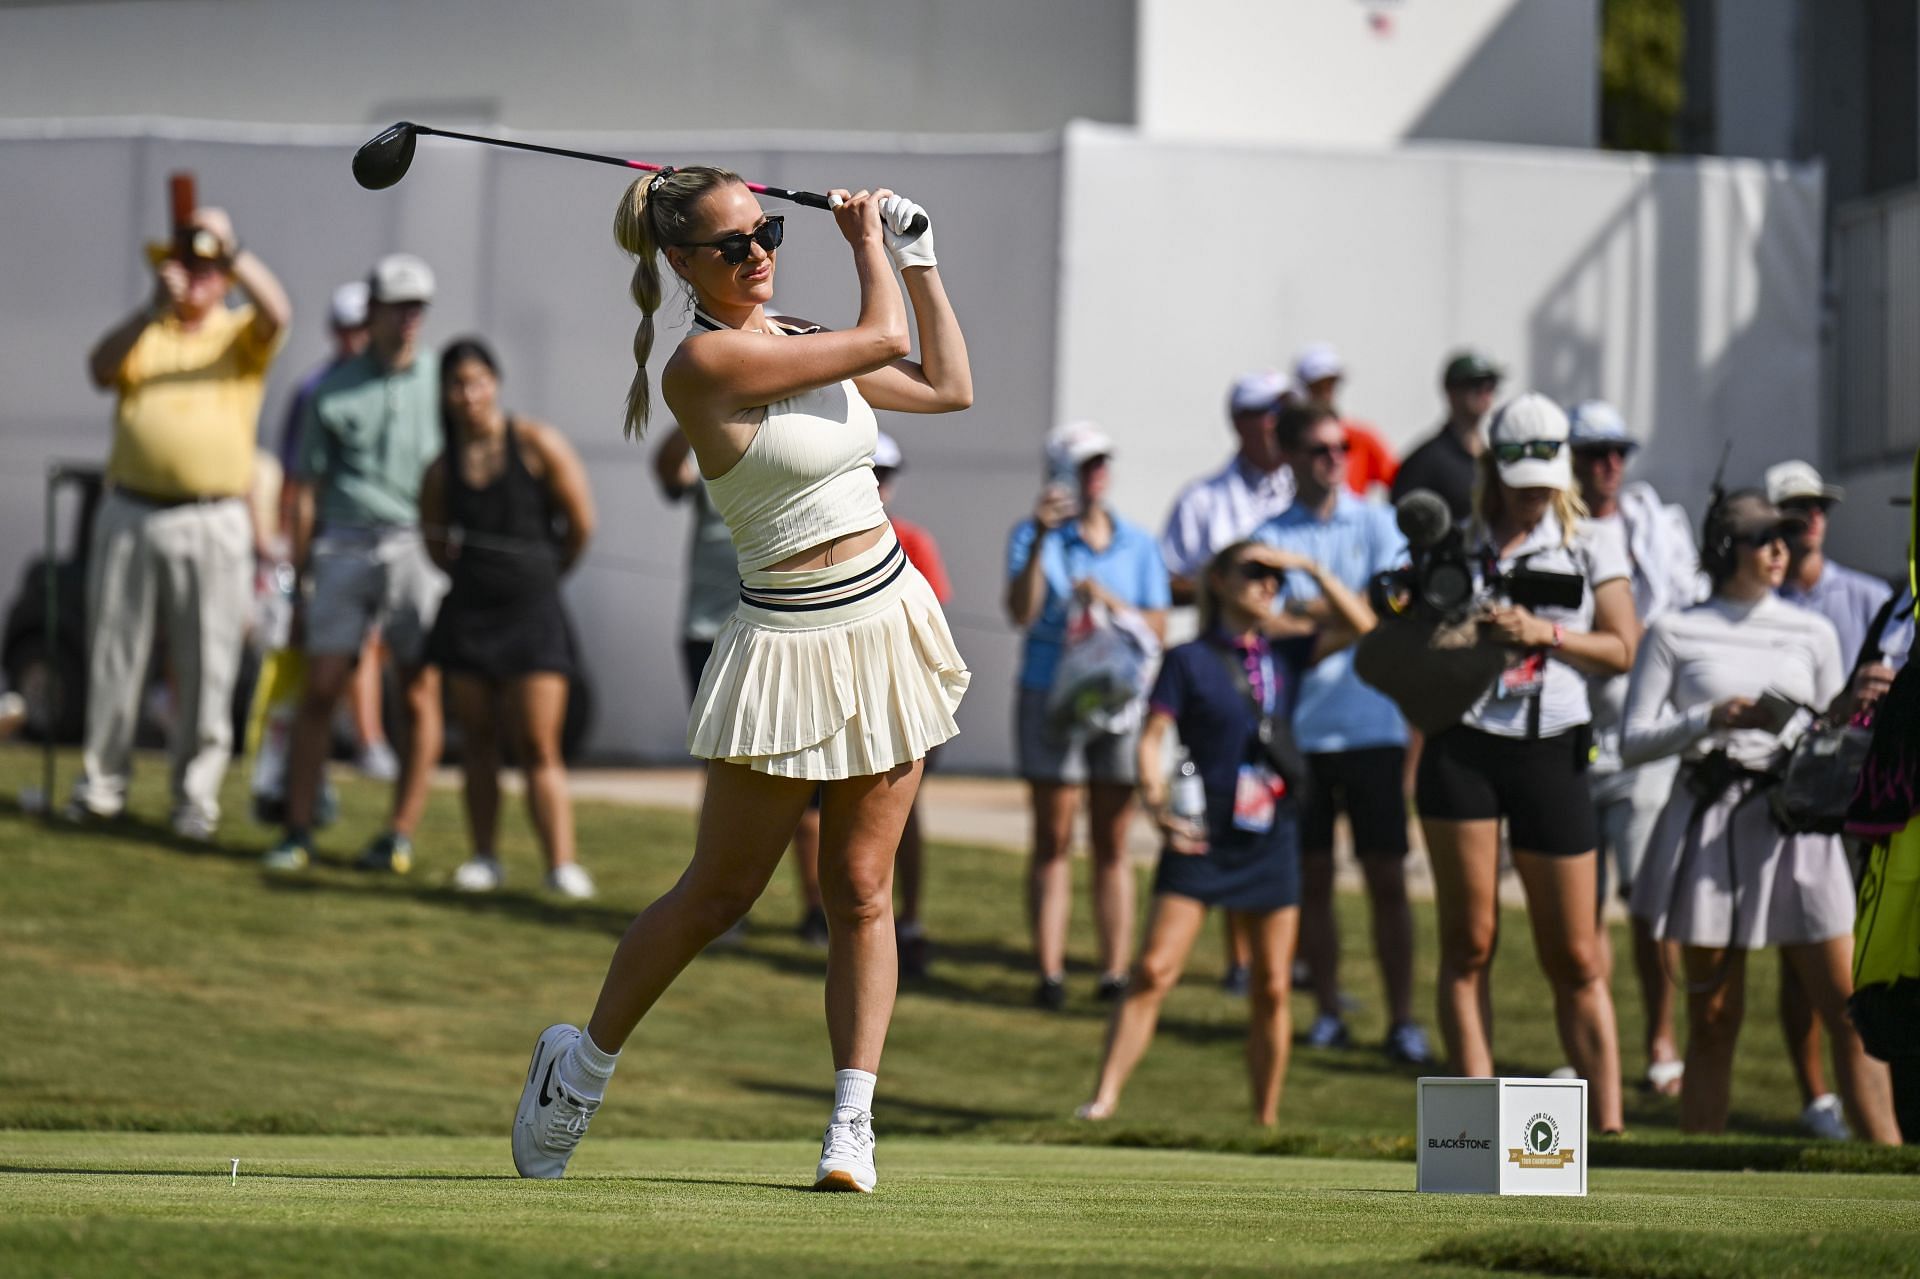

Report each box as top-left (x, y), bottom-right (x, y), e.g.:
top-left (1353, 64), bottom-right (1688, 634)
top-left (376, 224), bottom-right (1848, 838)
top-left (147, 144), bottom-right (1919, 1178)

top-left (1624, 491), bottom-right (1900, 1143)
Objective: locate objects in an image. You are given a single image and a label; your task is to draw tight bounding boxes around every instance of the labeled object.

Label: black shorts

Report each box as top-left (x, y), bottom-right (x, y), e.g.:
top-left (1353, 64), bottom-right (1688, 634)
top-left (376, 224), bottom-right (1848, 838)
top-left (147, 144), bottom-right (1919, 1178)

top-left (1299, 746), bottom-right (1410, 857)
top-left (1415, 726), bottom-right (1598, 857)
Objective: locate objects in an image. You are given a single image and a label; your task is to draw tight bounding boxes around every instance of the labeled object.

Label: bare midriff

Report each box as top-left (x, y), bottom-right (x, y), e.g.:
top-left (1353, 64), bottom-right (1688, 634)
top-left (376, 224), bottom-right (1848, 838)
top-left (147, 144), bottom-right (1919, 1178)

top-left (767, 523), bottom-right (888, 572)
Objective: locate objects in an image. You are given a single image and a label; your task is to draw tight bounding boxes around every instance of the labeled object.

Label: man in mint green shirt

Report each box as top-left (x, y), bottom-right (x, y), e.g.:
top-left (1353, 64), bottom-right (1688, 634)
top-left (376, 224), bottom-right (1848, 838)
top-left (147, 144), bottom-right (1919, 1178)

top-left (268, 253), bottom-right (447, 875)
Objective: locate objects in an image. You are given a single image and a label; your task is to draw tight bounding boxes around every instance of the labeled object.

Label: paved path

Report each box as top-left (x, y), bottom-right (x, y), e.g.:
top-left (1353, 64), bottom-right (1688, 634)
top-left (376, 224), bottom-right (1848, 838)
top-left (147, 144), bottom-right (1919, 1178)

top-left (440, 765), bottom-right (1504, 906)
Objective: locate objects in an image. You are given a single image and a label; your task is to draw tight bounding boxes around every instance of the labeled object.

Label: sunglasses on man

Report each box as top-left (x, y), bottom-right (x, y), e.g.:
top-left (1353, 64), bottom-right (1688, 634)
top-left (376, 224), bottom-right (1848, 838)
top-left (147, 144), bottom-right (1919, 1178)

top-left (1492, 439), bottom-right (1565, 464)
top-left (681, 216), bottom-right (785, 265)
top-left (1778, 497), bottom-right (1832, 516)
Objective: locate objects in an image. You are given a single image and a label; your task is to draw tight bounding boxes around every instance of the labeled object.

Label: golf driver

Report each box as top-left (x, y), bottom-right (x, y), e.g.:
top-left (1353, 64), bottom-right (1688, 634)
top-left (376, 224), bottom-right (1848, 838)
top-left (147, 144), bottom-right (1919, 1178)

top-left (352, 122), bottom-right (925, 233)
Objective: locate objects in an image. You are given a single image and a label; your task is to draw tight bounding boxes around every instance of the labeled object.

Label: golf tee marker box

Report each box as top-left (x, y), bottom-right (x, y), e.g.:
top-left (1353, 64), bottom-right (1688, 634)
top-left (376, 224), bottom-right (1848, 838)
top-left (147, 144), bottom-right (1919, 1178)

top-left (1416, 1076), bottom-right (1587, 1196)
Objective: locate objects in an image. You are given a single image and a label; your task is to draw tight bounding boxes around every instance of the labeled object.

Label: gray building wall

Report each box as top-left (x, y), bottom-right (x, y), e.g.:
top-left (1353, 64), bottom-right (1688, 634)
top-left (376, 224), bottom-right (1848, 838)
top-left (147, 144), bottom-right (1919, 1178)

top-left (0, 0), bottom-right (1137, 133)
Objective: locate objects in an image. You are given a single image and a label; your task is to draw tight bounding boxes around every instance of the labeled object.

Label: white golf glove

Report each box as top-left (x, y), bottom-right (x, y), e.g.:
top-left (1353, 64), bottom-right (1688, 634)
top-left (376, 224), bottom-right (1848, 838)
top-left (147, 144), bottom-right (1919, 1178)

top-left (880, 194), bottom-right (936, 270)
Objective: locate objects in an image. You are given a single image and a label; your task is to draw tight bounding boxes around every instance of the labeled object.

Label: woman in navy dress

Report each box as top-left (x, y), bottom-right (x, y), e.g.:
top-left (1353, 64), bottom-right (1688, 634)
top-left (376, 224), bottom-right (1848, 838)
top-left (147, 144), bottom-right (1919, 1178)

top-left (1078, 538), bottom-right (1376, 1125)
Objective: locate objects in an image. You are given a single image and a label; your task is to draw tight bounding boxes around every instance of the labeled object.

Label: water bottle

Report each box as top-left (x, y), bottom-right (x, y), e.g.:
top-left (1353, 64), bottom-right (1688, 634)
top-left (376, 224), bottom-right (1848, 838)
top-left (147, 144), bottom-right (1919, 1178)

top-left (1170, 756), bottom-right (1206, 827)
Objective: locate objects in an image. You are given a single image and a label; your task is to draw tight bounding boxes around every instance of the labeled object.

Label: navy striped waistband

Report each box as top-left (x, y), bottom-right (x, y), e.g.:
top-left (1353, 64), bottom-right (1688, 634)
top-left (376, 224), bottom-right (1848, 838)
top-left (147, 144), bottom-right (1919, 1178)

top-left (739, 539), bottom-right (906, 613)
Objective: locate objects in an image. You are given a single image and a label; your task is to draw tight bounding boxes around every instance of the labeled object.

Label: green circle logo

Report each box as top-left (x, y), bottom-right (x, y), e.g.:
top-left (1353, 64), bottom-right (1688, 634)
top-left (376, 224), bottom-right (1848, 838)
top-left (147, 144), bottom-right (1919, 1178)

top-left (1525, 1114), bottom-right (1560, 1155)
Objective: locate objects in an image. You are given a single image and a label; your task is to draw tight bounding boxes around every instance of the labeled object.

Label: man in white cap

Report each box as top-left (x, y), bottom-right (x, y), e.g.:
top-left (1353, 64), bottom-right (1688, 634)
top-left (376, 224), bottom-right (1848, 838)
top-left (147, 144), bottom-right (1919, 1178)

top-left (1567, 400), bottom-right (1701, 1097)
top-left (1293, 342), bottom-right (1398, 498)
top-left (1769, 460), bottom-right (1893, 666)
top-left (1765, 457), bottom-right (1892, 1141)
top-left (274, 279), bottom-right (399, 784)
top-left (268, 253), bottom-right (448, 875)
top-left (1160, 371), bottom-right (1296, 606)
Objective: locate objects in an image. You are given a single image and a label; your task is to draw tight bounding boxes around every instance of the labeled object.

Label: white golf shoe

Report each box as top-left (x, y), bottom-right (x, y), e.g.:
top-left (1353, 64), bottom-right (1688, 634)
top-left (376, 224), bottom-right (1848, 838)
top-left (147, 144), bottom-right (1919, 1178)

top-left (451, 856), bottom-right (504, 892)
top-left (813, 1110), bottom-right (877, 1193)
top-left (512, 1024), bottom-right (601, 1179)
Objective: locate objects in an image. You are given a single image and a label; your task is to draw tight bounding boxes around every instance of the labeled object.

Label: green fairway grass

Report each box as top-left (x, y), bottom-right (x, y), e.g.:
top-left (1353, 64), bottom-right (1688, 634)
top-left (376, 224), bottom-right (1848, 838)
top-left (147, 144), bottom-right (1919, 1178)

top-left (2, 1133), bottom-right (1915, 1278)
top-left (0, 746), bottom-right (1910, 1172)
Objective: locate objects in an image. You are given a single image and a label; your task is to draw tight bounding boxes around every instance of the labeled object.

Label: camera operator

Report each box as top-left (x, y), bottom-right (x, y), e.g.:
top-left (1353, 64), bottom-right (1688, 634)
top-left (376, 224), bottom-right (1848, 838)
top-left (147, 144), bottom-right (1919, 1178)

top-left (1622, 492), bottom-right (1900, 1142)
top-left (1416, 393), bottom-right (1636, 1135)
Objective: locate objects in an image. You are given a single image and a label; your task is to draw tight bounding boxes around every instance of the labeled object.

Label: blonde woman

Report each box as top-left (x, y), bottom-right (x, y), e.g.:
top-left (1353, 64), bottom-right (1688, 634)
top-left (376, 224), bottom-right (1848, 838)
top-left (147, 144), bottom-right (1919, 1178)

top-left (512, 168), bottom-right (971, 1193)
top-left (1415, 393), bottom-right (1637, 1134)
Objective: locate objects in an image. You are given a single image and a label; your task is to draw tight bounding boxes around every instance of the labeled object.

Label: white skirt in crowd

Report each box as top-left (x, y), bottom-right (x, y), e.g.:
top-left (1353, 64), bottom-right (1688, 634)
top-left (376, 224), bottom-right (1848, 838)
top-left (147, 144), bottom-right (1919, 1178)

top-left (1628, 774), bottom-right (1855, 949)
top-left (687, 526), bottom-right (971, 780)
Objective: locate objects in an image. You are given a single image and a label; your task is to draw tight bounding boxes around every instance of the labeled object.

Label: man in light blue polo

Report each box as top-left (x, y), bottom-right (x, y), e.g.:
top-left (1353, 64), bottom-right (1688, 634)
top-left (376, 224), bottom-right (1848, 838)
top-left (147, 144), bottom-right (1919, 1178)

top-left (1255, 401), bottom-right (1429, 1063)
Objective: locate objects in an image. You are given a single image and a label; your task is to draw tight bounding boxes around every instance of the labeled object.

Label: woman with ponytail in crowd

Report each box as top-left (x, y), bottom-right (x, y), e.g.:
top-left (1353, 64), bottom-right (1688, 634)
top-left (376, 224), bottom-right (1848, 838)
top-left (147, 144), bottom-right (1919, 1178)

top-left (1076, 538), bottom-right (1374, 1126)
top-left (510, 169), bottom-right (971, 1193)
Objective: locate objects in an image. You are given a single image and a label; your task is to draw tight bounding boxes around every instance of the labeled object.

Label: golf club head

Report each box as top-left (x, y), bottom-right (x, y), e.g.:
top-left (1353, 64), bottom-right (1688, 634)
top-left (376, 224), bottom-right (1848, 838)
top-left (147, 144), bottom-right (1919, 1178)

top-left (352, 122), bottom-right (419, 190)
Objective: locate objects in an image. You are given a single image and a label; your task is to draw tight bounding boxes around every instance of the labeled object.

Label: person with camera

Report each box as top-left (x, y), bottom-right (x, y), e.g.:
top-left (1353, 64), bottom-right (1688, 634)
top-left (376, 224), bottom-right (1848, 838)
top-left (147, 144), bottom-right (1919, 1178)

top-left (71, 206), bottom-right (290, 841)
top-left (1006, 421), bottom-right (1172, 1009)
top-left (1254, 401), bottom-right (1428, 1063)
top-left (1567, 401), bottom-right (1703, 1099)
top-left (1076, 537), bottom-right (1374, 1125)
top-left (1622, 491), bottom-right (1901, 1142)
top-left (1416, 393), bottom-right (1636, 1134)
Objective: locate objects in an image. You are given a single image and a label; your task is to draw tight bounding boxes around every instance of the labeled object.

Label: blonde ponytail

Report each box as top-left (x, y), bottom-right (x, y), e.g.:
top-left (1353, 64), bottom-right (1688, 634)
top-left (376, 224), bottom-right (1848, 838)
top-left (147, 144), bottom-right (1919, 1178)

top-left (611, 165), bottom-right (744, 441)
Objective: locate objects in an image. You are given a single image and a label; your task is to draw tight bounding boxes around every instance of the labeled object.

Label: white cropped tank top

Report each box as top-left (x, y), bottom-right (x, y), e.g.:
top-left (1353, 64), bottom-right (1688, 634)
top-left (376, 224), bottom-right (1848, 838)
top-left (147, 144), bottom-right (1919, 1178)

top-left (691, 308), bottom-right (888, 573)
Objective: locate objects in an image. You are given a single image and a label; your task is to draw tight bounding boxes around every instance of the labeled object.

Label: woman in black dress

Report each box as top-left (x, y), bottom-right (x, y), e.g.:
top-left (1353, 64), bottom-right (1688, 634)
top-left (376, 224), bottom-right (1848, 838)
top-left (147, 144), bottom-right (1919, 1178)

top-left (1078, 538), bottom-right (1375, 1125)
top-left (421, 338), bottom-right (599, 898)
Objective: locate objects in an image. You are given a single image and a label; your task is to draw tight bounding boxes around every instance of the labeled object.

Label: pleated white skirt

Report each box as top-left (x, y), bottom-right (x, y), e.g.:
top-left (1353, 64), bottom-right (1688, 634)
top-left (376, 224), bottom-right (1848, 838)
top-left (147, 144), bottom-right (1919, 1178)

top-left (1628, 779), bottom-right (1856, 949)
top-left (686, 526), bottom-right (971, 780)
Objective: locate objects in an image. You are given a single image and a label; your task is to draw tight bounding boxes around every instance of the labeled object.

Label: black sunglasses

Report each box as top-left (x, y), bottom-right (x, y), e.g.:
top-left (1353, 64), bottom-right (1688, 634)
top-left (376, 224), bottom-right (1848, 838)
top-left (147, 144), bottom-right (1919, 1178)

top-left (1492, 439), bottom-right (1564, 464)
top-left (680, 216), bottom-right (784, 265)
top-left (1233, 562), bottom-right (1285, 585)
top-left (1305, 442), bottom-right (1349, 460)
top-left (1732, 529), bottom-right (1792, 550)
top-left (1573, 444), bottom-right (1632, 461)
top-left (1779, 497), bottom-right (1831, 516)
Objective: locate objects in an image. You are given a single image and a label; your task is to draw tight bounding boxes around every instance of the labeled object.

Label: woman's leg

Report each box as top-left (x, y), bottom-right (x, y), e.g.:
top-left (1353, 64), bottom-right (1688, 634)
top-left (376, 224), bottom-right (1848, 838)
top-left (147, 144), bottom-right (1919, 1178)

top-left (1083, 893), bottom-right (1208, 1117)
top-left (1634, 917), bottom-right (1683, 1092)
top-left (1783, 937), bottom-right (1902, 1144)
top-left (1028, 781), bottom-right (1080, 981)
top-left (1778, 956), bottom-right (1829, 1107)
top-left (506, 672), bottom-right (576, 871)
top-left (1512, 849), bottom-right (1624, 1133)
top-left (447, 674), bottom-right (500, 858)
top-left (816, 760), bottom-right (925, 1072)
top-left (585, 762), bottom-right (818, 1052)
top-left (1422, 818), bottom-right (1503, 1077)
top-left (1679, 946), bottom-right (1746, 1134)
top-left (1241, 905), bottom-right (1301, 1125)
top-left (1087, 781), bottom-right (1139, 981)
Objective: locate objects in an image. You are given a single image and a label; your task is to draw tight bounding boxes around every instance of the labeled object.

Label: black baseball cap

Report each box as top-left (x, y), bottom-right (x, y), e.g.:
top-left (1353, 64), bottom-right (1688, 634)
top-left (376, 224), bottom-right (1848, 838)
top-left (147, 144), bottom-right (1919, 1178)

top-left (1443, 350), bottom-right (1503, 387)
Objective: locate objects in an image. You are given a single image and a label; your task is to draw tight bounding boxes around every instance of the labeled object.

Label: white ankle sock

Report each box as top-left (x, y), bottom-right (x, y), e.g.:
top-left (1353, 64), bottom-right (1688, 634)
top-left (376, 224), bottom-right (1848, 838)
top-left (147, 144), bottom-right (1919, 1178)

top-left (832, 1068), bottom-right (876, 1119)
top-left (560, 1028), bottom-right (619, 1101)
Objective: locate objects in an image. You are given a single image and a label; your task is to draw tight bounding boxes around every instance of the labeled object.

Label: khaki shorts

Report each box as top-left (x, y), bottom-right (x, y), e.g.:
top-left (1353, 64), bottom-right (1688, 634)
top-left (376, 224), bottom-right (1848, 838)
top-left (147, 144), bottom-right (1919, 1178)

top-left (304, 526), bottom-right (447, 668)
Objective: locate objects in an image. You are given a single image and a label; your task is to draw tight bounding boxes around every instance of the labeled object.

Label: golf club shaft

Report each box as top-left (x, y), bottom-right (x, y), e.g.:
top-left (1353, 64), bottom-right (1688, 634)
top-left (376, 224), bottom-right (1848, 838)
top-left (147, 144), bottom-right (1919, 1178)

top-left (412, 125), bottom-right (833, 211)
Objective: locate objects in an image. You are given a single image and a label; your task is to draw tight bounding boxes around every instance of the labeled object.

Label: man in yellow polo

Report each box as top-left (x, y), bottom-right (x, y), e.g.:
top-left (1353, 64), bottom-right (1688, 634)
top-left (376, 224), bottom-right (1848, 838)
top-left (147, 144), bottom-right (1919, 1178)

top-left (71, 206), bottom-right (290, 840)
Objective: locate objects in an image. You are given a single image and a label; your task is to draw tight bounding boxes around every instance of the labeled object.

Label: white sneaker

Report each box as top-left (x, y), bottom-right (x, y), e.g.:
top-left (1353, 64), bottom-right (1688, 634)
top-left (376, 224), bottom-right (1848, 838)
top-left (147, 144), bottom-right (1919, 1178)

top-left (512, 1024), bottom-right (601, 1179)
top-left (356, 741), bottom-right (400, 783)
top-left (1801, 1092), bottom-right (1852, 1141)
top-left (813, 1110), bottom-right (877, 1193)
top-left (545, 863), bottom-right (596, 900)
top-left (170, 810), bottom-right (216, 844)
top-left (452, 856), bottom-right (505, 892)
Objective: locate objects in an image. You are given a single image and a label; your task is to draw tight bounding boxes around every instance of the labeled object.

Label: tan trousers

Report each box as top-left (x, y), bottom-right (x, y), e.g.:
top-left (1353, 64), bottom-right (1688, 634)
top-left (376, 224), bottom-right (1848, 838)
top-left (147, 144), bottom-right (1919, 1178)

top-left (74, 490), bottom-right (252, 827)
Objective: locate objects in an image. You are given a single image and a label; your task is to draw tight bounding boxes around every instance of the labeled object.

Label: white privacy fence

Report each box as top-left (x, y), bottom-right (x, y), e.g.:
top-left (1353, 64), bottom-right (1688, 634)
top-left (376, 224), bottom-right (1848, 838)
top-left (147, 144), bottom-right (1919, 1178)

top-left (0, 119), bottom-right (1825, 770)
top-left (1832, 184), bottom-right (1920, 470)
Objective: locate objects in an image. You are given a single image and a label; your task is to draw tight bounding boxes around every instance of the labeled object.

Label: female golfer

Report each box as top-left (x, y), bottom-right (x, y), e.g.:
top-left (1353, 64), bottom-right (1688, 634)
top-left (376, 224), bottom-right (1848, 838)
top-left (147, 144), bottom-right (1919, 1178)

top-left (1624, 491), bottom-right (1900, 1142)
top-left (1076, 539), bottom-right (1373, 1125)
top-left (513, 169), bottom-right (971, 1192)
top-left (1417, 393), bottom-right (1635, 1134)
top-left (420, 337), bottom-right (597, 899)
